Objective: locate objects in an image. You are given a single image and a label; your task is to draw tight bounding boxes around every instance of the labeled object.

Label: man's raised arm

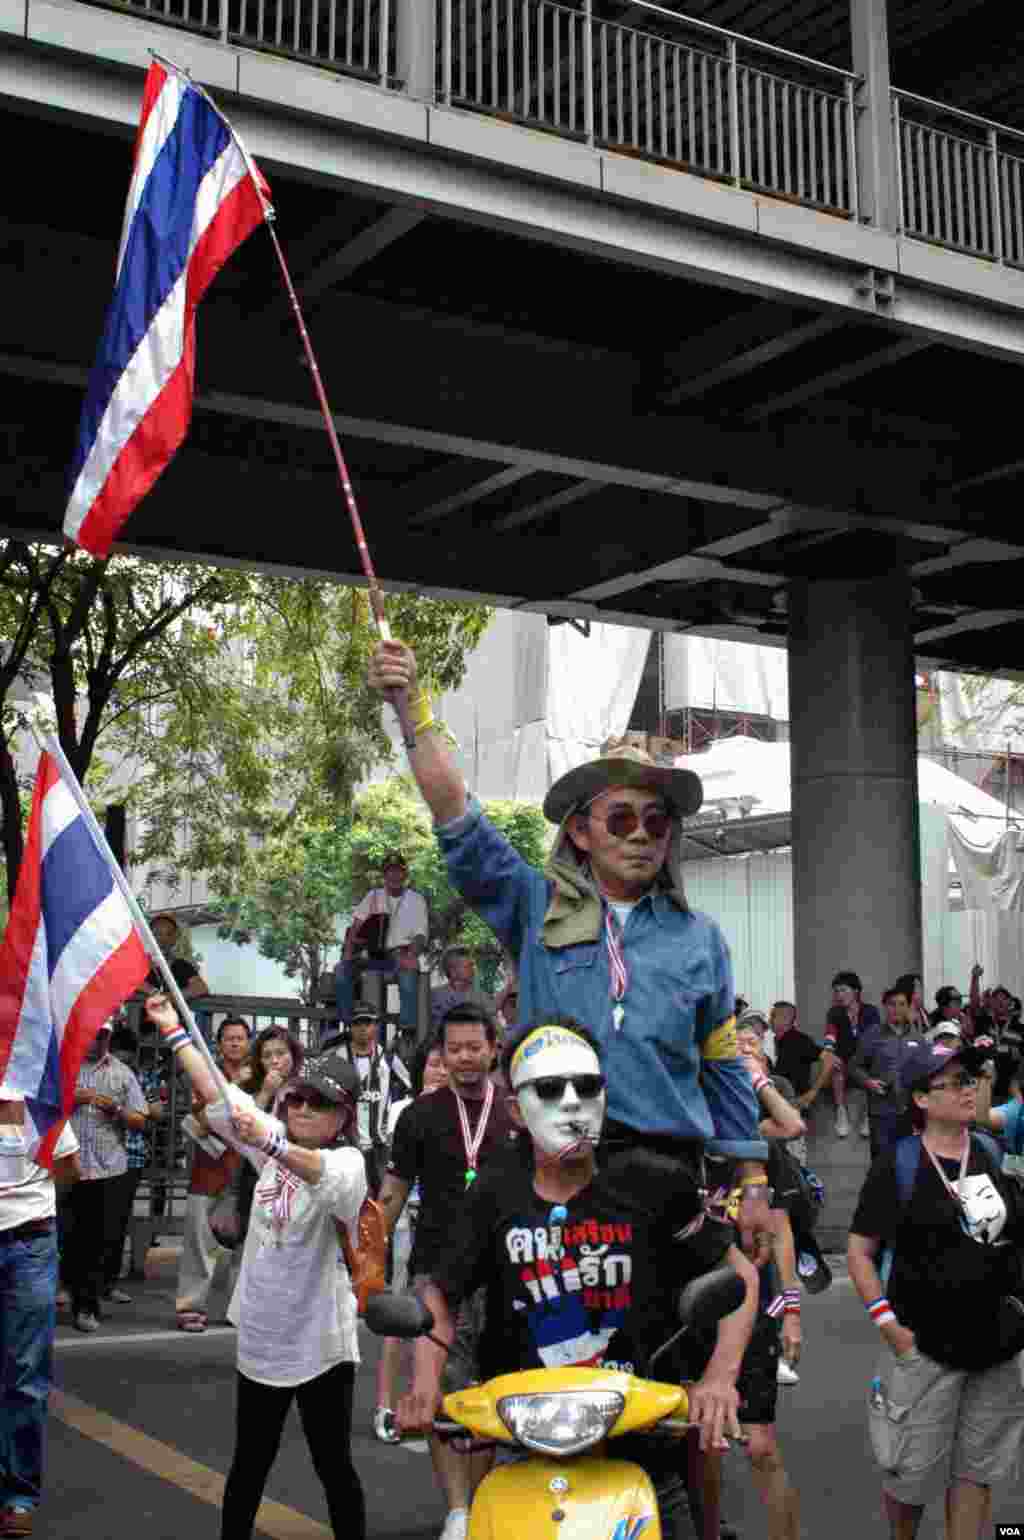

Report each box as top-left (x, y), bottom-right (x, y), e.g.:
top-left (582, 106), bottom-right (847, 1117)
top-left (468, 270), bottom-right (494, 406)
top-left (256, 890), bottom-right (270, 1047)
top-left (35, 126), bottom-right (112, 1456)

top-left (368, 641), bottom-right (467, 826)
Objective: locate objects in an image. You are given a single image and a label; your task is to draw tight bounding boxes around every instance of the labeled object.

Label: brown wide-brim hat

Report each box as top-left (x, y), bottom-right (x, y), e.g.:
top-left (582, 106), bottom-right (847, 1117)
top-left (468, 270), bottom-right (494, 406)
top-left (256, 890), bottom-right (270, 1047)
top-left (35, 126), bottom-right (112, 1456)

top-left (543, 743), bottom-right (703, 825)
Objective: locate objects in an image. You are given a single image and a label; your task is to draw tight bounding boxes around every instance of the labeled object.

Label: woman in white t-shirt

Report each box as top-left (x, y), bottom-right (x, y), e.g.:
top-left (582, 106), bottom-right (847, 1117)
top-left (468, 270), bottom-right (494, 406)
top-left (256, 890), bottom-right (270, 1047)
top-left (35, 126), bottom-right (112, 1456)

top-left (145, 994), bottom-right (367, 1540)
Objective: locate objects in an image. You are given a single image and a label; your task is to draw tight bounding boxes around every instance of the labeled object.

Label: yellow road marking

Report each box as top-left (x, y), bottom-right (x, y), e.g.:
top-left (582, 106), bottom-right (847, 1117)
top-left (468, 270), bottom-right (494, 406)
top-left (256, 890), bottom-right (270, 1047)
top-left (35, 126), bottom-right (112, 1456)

top-left (50, 1389), bottom-right (332, 1539)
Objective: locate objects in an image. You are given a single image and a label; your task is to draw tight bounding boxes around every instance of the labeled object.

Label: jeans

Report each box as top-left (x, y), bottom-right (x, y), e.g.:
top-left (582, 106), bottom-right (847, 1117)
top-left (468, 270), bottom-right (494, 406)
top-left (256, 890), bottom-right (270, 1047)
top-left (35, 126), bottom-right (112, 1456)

top-left (221, 1361), bottom-right (364, 1540)
top-left (0, 1226), bottom-right (57, 1512)
top-left (335, 959), bottom-right (419, 1031)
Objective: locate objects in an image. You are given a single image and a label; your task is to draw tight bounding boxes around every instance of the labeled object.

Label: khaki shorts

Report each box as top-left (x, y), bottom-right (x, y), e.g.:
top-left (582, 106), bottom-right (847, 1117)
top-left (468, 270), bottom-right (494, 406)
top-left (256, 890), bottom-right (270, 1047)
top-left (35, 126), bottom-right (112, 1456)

top-left (869, 1346), bottom-right (1024, 1506)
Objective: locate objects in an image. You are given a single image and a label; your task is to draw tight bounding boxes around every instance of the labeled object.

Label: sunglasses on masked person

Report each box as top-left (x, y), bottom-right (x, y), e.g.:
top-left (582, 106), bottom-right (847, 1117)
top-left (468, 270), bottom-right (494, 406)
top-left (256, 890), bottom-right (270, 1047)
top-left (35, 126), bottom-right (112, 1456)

top-left (518, 1074), bottom-right (606, 1102)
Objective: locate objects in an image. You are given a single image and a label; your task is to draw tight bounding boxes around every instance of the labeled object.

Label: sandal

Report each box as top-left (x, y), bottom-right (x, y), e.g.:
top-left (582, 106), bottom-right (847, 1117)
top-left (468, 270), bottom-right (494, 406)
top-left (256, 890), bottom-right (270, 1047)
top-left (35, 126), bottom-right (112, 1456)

top-left (176, 1310), bottom-right (208, 1333)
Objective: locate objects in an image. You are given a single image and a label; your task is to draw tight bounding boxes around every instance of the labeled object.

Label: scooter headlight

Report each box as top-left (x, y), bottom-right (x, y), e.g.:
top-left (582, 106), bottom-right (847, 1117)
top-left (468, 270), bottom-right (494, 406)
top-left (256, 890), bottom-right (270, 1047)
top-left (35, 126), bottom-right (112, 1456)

top-left (496, 1390), bottom-right (625, 1455)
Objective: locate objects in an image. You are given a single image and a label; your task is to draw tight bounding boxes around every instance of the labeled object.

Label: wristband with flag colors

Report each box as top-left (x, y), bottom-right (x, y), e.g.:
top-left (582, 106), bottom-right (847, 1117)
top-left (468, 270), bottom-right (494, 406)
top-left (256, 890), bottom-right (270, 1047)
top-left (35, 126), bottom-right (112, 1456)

top-left (867, 1296), bottom-right (896, 1328)
top-left (260, 1126), bottom-right (288, 1160)
top-left (158, 1021), bottom-right (190, 1055)
top-left (783, 1288), bottom-right (801, 1315)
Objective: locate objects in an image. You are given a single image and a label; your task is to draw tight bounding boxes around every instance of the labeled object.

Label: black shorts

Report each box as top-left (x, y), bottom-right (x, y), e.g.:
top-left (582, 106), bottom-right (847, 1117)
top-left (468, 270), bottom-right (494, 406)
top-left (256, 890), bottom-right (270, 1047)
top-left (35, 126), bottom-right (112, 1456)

top-left (736, 1315), bottom-right (781, 1427)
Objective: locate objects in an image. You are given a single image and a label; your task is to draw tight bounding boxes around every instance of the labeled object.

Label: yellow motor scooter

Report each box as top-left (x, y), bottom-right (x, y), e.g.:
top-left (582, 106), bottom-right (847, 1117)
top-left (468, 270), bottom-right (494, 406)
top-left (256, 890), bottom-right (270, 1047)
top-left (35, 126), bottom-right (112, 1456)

top-left (366, 1266), bottom-right (744, 1540)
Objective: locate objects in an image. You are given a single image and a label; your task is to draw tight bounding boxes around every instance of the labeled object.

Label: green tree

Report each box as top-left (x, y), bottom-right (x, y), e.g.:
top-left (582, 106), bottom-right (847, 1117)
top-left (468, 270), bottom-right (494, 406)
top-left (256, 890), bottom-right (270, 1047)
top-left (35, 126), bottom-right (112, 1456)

top-left (121, 581), bottom-right (491, 901)
top-left (0, 540), bottom-right (254, 901)
top-left (215, 776), bottom-right (551, 1001)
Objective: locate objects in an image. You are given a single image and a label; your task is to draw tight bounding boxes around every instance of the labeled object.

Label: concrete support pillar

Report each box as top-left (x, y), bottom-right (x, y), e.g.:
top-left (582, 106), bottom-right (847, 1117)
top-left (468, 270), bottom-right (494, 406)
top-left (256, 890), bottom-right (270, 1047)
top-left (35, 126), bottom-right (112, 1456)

top-left (788, 573), bottom-right (921, 1037)
top-left (396, 0), bottom-right (436, 102)
top-left (850, 0), bottom-right (899, 231)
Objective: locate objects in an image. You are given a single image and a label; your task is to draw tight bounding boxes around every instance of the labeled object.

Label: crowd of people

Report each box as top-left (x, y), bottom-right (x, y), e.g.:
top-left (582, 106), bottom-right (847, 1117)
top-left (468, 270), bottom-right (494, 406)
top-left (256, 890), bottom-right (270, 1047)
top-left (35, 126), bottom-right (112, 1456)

top-left (1, 632), bottom-right (1023, 1540)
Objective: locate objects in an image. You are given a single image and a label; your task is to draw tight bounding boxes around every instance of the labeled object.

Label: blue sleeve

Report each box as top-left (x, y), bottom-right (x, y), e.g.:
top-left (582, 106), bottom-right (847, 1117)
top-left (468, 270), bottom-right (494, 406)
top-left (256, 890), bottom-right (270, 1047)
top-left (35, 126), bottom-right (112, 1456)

top-left (698, 923), bottom-right (768, 1161)
top-left (435, 797), bottom-right (542, 959)
top-left (996, 1099), bottom-right (1024, 1155)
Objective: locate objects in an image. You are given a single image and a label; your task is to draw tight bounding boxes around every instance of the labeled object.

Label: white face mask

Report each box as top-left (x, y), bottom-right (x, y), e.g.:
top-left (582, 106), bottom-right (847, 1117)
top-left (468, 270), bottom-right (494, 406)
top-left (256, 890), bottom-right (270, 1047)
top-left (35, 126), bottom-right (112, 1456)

top-left (512, 1029), bottom-right (605, 1160)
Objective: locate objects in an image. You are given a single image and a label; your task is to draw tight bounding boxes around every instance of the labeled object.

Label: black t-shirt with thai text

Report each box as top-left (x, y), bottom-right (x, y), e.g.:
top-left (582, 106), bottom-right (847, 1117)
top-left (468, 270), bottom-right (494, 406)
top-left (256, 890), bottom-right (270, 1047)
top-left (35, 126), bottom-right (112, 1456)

top-left (851, 1137), bottom-right (1024, 1370)
top-left (773, 1029), bottom-right (821, 1096)
top-left (428, 1145), bottom-right (734, 1382)
top-left (389, 1086), bottom-right (516, 1274)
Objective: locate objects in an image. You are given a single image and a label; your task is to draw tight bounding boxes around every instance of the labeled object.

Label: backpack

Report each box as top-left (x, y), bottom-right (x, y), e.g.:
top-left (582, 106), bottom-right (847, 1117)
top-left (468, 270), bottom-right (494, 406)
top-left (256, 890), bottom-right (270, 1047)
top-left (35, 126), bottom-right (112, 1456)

top-left (879, 1130), bottom-right (1004, 1286)
top-left (771, 1139), bottom-right (823, 1239)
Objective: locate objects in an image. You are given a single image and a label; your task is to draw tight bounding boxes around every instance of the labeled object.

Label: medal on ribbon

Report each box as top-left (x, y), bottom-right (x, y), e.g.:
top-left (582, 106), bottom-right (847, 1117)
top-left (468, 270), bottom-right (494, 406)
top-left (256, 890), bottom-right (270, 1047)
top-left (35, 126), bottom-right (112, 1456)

top-left (455, 1079), bottom-right (494, 1194)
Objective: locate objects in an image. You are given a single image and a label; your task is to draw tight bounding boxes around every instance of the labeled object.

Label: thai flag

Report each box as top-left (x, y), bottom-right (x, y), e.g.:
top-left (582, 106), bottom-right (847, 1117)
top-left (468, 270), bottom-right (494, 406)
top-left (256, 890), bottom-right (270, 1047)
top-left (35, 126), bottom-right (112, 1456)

top-left (63, 60), bottom-right (271, 558)
top-left (0, 754), bottom-right (150, 1166)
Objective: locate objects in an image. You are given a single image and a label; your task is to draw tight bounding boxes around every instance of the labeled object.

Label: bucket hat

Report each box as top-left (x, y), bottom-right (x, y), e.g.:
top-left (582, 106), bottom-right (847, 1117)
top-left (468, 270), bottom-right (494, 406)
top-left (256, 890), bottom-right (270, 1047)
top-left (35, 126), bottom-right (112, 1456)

top-left (543, 742), bottom-right (703, 825)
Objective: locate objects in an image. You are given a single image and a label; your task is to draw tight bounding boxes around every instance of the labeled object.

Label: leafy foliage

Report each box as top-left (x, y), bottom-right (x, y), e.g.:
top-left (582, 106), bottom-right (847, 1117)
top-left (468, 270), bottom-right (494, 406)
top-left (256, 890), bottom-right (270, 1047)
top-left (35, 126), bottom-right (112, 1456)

top-left (0, 542), bottom-right (491, 927)
top-left (0, 540), bottom-right (254, 901)
top-left (214, 776), bottom-right (551, 1001)
top-left (120, 580), bottom-right (491, 900)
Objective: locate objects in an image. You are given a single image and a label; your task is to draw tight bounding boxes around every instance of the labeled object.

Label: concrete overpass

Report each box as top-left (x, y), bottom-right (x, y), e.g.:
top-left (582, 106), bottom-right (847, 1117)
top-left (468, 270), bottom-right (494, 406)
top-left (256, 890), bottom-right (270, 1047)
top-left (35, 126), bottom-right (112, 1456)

top-left (1, 0), bottom-right (1023, 1023)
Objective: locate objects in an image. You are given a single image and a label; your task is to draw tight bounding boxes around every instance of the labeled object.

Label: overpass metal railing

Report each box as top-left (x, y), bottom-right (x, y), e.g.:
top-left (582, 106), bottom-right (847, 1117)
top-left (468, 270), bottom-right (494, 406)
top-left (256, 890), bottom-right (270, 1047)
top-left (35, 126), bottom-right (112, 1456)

top-left (86, 0), bottom-right (395, 84)
top-left (894, 90), bottom-right (1024, 268)
top-left (439, 0), bottom-right (861, 218)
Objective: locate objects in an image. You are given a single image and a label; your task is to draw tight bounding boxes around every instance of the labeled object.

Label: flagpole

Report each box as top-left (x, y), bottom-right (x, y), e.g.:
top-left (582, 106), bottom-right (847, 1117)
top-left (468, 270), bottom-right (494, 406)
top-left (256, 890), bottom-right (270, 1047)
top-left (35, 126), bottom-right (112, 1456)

top-left (152, 52), bottom-right (417, 752)
top-left (25, 722), bottom-right (231, 1103)
top-left (261, 219), bottom-right (417, 751)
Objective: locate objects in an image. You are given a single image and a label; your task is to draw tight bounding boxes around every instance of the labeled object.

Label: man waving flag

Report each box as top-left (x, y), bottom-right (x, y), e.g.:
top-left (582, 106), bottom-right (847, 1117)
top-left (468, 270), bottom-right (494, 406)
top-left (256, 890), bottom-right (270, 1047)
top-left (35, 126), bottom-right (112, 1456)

top-left (63, 59), bottom-right (272, 558)
top-left (0, 754), bottom-right (150, 1166)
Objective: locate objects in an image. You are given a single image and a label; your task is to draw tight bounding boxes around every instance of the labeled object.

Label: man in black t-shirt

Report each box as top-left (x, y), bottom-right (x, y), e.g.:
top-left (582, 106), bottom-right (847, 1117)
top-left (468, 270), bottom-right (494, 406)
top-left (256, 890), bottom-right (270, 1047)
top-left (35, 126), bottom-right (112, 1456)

top-left (398, 1020), bottom-right (757, 1540)
top-left (146, 913), bottom-right (209, 997)
top-left (379, 1004), bottom-right (514, 1540)
top-left (848, 1040), bottom-right (1024, 1538)
top-left (769, 1002), bottom-right (822, 1099)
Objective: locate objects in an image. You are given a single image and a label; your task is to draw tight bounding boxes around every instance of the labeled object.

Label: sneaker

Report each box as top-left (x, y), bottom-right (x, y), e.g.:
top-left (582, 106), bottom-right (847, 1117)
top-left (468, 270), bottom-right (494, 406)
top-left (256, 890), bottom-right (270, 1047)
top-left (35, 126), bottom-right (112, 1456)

top-left (373, 1406), bottom-right (400, 1445)
top-left (835, 1105), bottom-right (851, 1137)
top-left (73, 1311), bottom-right (100, 1334)
top-left (859, 1110), bottom-right (870, 1138)
top-left (0, 1506), bottom-right (34, 1537)
top-left (106, 1287), bottom-right (132, 1304)
top-left (777, 1359), bottom-right (800, 1385)
top-left (439, 1509), bottom-right (468, 1540)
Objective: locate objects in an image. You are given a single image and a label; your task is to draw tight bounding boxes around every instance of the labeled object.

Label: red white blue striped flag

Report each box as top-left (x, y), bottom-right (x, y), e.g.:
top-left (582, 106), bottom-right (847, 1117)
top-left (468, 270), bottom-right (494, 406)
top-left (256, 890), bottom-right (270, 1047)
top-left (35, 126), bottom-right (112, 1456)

top-left (0, 754), bottom-right (150, 1166)
top-left (63, 60), bottom-right (271, 558)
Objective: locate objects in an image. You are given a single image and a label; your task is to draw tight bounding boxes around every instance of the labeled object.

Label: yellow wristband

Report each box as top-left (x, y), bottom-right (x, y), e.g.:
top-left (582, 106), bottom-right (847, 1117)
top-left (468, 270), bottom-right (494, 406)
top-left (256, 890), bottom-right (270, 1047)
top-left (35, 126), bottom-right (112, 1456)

top-left (408, 688), bottom-right (435, 736)
top-left (739, 1176), bottom-right (769, 1190)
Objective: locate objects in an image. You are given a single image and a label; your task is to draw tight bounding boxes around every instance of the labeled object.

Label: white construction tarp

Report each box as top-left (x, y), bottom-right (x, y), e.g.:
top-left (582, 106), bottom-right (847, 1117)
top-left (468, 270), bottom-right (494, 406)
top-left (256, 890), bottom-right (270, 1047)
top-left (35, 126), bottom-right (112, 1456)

top-left (435, 609), bottom-right (650, 803)
top-left (673, 737), bottom-right (1024, 1008)
top-left (663, 635), bottom-right (789, 720)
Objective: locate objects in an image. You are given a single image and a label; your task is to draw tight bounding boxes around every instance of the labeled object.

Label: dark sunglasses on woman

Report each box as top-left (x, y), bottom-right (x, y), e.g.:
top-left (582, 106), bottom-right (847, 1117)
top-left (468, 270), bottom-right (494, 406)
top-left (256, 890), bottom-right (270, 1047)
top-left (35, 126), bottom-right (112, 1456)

top-left (283, 1089), bottom-right (336, 1113)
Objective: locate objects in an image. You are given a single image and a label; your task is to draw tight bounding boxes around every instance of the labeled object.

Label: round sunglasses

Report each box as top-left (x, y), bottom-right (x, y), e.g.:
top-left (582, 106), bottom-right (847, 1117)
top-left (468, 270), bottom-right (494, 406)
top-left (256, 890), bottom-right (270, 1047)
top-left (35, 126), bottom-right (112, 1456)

top-left (518, 1073), bottom-right (606, 1102)
top-left (582, 804), bottom-right (672, 840)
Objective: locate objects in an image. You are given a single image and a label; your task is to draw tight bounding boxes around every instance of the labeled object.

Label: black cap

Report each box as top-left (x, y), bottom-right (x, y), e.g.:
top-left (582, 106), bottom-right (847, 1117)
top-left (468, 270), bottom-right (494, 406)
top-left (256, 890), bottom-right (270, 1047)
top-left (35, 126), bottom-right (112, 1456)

top-left (349, 1000), bottom-right (379, 1022)
top-left (293, 1051), bottom-right (360, 1106)
top-left (381, 851), bottom-right (408, 869)
top-left (899, 1041), bottom-right (987, 1094)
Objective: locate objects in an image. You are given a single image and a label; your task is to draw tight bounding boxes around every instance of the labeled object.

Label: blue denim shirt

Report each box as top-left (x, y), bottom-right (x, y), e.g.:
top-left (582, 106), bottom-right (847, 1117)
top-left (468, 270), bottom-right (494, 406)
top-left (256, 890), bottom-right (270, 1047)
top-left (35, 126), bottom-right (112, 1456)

top-left (437, 800), bottom-right (765, 1158)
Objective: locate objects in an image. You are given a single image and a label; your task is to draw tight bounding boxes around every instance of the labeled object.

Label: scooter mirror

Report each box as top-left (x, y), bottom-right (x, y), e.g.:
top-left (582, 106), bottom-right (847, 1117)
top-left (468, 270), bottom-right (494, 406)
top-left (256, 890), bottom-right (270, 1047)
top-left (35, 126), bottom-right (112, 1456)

top-left (678, 1265), bottom-right (745, 1331)
top-left (364, 1290), bottom-right (436, 1339)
